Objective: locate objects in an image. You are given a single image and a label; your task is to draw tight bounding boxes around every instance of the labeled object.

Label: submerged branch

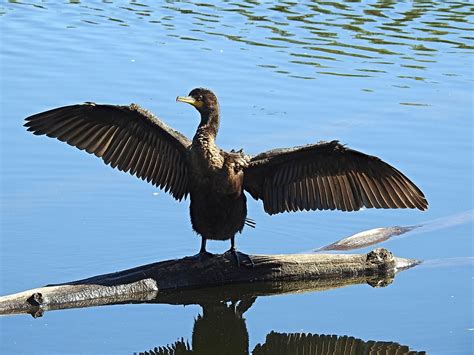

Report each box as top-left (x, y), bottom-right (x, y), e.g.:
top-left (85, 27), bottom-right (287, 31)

top-left (0, 248), bottom-right (419, 317)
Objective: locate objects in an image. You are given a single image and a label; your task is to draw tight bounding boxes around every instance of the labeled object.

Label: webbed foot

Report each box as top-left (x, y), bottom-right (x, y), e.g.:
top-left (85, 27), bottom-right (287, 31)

top-left (186, 251), bottom-right (215, 262)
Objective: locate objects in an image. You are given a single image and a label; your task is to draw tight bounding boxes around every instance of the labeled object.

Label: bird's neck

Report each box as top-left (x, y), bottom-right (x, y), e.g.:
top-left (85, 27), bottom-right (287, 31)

top-left (192, 108), bottom-right (223, 170)
top-left (197, 108), bottom-right (220, 138)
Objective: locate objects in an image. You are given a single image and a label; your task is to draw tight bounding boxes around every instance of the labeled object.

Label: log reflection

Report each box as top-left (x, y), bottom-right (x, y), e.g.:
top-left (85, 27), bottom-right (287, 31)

top-left (137, 294), bottom-right (425, 355)
top-left (135, 274), bottom-right (424, 355)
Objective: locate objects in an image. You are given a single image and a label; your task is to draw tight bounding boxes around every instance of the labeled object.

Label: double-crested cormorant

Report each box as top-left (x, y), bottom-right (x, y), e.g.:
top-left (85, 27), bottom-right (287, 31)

top-left (24, 88), bottom-right (428, 262)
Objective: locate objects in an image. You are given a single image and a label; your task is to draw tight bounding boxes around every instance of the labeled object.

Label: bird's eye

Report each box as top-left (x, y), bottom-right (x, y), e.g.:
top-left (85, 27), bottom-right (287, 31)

top-left (198, 95), bottom-right (203, 101)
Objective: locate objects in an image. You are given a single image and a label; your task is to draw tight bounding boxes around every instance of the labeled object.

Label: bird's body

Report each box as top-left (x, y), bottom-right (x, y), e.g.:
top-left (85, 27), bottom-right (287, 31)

top-left (24, 88), bottom-right (428, 260)
top-left (184, 95), bottom-right (249, 251)
top-left (188, 143), bottom-right (248, 244)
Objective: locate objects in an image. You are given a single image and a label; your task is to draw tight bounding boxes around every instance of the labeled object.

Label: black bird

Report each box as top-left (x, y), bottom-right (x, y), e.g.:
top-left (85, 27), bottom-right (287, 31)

top-left (24, 88), bottom-right (428, 262)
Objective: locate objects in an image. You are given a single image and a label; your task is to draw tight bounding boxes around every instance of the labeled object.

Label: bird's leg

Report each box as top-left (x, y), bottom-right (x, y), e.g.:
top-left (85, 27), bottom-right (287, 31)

top-left (225, 236), bottom-right (254, 268)
top-left (236, 296), bottom-right (257, 316)
top-left (198, 237), bottom-right (215, 259)
top-left (200, 237), bottom-right (207, 253)
top-left (187, 237), bottom-right (214, 261)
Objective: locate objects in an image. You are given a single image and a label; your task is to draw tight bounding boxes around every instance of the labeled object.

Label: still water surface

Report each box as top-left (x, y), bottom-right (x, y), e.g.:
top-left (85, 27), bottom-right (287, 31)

top-left (0, 1), bottom-right (473, 354)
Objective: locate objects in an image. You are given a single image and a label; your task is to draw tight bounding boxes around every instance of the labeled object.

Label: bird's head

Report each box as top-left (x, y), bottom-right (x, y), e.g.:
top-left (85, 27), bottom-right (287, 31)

top-left (176, 88), bottom-right (219, 118)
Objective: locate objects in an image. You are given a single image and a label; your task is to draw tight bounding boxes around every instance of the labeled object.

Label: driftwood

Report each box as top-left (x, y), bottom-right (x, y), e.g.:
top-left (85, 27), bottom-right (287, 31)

top-left (0, 248), bottom-right (419, 317)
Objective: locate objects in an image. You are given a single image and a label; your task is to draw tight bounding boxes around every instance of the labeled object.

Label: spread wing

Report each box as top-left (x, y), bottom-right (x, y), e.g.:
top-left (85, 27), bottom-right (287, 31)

top-left (243, 140), bottom-right (428, 215)
top-left (25, 103), bottom-right (191, 200)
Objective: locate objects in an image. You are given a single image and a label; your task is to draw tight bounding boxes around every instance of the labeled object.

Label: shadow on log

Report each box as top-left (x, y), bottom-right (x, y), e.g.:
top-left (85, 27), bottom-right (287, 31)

top-left (0, 248), bottom-right (419, 317)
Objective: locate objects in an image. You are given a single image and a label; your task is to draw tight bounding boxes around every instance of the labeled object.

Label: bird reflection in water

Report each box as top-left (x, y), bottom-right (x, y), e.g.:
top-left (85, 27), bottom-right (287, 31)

top-left (193, 298), bottom-right (255, 355)
top-left (137, 298), bottom-right (254, 355)
top-left (136, 297), bottom-right (424, 355)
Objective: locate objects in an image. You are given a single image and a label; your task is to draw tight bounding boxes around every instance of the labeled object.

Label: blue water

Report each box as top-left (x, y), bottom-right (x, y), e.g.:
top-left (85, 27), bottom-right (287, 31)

top-left (0, 1), bottom-right (472, 354)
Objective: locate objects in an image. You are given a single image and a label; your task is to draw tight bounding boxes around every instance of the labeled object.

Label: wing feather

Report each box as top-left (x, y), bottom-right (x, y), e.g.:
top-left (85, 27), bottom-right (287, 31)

top-left (244, 140), bottom-right (428, 215)
top-left (335, 175), bottom-right (347, 211)
top-left (77, 124), bottom-right (108, 151)
top-left (316, 175), bottom-right (326, 210)
top-left (25, 103), bottom-right (191, 200)
top-left (308, 178), bottom-right (317, 210)
top-left (144, 142), bottom-right (158, 181)
top-left (95, 126), bottom-right (119, 157)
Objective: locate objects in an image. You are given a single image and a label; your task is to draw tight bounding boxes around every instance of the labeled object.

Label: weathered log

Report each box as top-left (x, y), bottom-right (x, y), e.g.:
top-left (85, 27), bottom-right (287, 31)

top-left (0, 248), bottom-right (419, 317)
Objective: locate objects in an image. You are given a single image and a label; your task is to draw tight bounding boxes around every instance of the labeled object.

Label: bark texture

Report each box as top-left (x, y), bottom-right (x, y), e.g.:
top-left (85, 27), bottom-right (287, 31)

top-left (0, 248), bottom-right (419, 317)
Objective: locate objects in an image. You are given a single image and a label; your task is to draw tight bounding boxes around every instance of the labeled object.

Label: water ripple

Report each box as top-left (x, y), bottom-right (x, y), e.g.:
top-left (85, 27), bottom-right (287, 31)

top-left (2, 0), bottom-right (471, 86)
